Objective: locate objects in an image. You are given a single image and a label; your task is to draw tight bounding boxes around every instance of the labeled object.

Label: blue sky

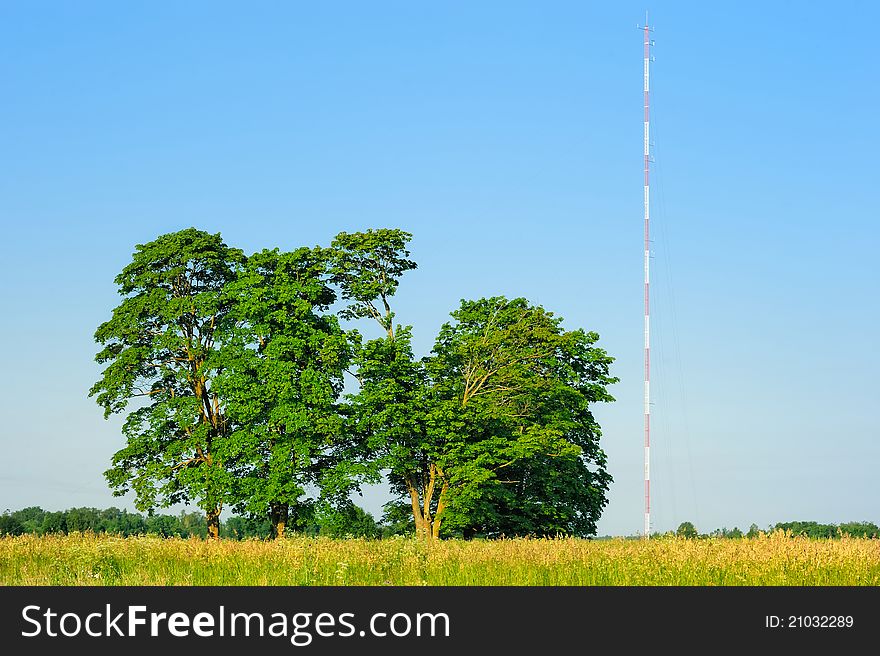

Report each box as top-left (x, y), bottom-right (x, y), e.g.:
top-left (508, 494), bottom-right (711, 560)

top-left (0, 1), bottom-right (876, 536)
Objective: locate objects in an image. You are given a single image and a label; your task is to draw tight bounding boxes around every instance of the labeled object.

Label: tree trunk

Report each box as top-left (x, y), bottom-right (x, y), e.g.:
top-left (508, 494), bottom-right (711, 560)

top-left (406, 474), bottom-right (449, 540)
top-left (206, 508), bottom-right (221, 541)
top-left (270, 503), bottom-right (289, 539)
top-left (407, 479), bottom-right (430, 539)
top-left (432, 482), bottom-right (449, 539)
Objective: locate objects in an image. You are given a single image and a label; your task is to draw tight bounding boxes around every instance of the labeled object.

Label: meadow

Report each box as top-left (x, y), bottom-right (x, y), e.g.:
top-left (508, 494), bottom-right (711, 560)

top-left (2, 531), bottom-right (879, 586)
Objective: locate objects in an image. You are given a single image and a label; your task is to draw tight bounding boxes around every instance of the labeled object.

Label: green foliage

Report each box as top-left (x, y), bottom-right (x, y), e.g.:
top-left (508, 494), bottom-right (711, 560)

top-left (775, 521), bottom-right (837, 538)
top-left (9, 506), bottom-right (46, 534)
top-left (0, 505), bottom-right (380, 540)
top-left (328, 229), bottom-right (442, 536)
top-left (92, 230), bottom-right (379, 539)
top-left (774, 521), bottom-right (879, 539)
top-left (223, 515), bottom-right (273, 540)
top-left (676, 522), bottom-right (698, 539)
top-left (0, 506), bottom-right (212, 537)
top-left (328, 228), bottom-right (416, 335)
top-left (379, 502), bottom-right (416, 537)
top-left (0, 513), bottom-right (24, 536)
top-left (90, 228), bottom-right (245, 535)
top-left (216, 247), bottom-right (357, 536)
top-left (349, 326), bottom-right (437, 531)
top-left (837, 522), bottom-right (880, 538)
top-left (329, 228), bottom-right (617, 539)
top-left (41, 511), bottom-right (68, 534)
top-left (3, 505), bottom-right (878, 543)
top-left (662, 521), bottom-right (880, 540)
top-left (312, 501), bottom-right (379, 538)
top-left (92, 226), bottom-right (620, 541)
top-left (428, 297), bottom-right (617, 538)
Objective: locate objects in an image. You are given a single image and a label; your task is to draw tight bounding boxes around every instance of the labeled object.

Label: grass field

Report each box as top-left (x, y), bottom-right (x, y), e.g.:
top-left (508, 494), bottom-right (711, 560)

top-left (2, 531), bottom-right (879, 585)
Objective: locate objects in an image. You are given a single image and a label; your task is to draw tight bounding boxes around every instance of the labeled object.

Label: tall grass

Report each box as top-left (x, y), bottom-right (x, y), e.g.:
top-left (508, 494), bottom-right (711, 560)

top-left (1, 531), bottom-right (878, 585)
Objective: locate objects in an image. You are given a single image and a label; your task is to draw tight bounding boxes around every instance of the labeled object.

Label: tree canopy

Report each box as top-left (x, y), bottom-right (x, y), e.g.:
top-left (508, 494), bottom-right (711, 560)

top-left (92, 227), bottom-right (618, 540)
top-left (90, 229), bottom-right (244, 539)
top-left (215, 247), bottom-right (354, 538)
top-left (429, 296), bottom-right (616, 538)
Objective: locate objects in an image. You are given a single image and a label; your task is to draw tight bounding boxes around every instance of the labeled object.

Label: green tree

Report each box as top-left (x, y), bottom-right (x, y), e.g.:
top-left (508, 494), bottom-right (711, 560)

top-left (11, 507), bottom-right (46, 534)
top-left (774, 521), bottom-right (836, 538)
top-left (217, 247), bottom-right (354, 538)
top-left (427, 297), bottom-right (616, 538)
top-left (41, 511), bottom-right (67, 534)
top-left (676, 521), bottom-right (698, 539)
top-left (379, 502), bottom-right (416, 536)
top-left (315, 501), bottom-right (379, 538)
top-left (145, 513), bottom-right (184, 537)
top-left (90, 228), bottom-right (245, 539)
top-left (66, 507), bottom-right (103, 533)
top-left (100, 508), bottom-right (147, 536)
top-left (0, 513), bottom-right (24, 536)
top-left (177, 510), bottom-right (208, 538)
top-left (838, 521), bottom-right (879, 538)
top-left (223, 515), bottom-right (273, 540)
top-left (328, 229), bottom-right (437, 535)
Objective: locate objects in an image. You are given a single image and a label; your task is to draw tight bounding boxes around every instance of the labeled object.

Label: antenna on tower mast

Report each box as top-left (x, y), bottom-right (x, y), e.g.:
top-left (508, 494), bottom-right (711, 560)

top-left (638, 15), bottom-right (654, 539)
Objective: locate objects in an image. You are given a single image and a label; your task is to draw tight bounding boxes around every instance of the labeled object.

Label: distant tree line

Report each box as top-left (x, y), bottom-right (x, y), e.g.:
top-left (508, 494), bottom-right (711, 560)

top-left (663, 521), bottom-right (880, 540)
top-left (5, 509), bottom-right (876, 541)
top-left (89, 228), bottom-right (618, 540)
top-left (0, 504), bottom-right (405, 540)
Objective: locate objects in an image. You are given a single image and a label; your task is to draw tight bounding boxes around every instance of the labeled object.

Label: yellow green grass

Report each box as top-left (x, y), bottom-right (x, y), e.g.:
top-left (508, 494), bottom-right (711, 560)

top-left (2, 532), bottom-right (879, 585)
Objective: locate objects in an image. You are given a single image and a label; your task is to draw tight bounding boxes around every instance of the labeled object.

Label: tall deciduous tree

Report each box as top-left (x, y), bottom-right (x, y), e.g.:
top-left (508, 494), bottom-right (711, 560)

top-left (90, 228), bottom-right (244, 539)
top-left (328, 229), bottom-right (439, 536)
top-left (216, 247), bottom-right (354, 538)
top-left (428, 297), bottom-right (617, 537)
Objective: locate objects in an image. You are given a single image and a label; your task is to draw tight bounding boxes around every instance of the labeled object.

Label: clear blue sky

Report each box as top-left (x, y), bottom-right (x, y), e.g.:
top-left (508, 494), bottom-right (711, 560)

top-left (0, 1), bottom-right (876, 536)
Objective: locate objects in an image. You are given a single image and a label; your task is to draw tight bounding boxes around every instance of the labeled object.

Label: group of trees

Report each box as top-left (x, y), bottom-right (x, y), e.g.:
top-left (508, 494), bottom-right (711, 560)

top-left (669, 521), bottom-right (880, 540)
top-left (90, 228), bottom-right (617, 540)
top-left (771, 521), bottom-right (879, 539)
top-left (0, 505), bottom-right (386, 539)
top-left (6, 508), bottom-right (876, 541)
top-left (0, 506), bottom-right (215, 538)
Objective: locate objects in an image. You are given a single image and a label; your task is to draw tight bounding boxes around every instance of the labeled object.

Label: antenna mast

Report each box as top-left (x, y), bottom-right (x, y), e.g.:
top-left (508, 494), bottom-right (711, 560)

top-left (641, 15), bottom-right (653, 539)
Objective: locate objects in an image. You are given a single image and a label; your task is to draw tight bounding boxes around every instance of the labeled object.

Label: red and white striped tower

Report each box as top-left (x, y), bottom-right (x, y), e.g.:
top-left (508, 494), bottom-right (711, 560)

top-left (642, 17), bottom-right (653, 539)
